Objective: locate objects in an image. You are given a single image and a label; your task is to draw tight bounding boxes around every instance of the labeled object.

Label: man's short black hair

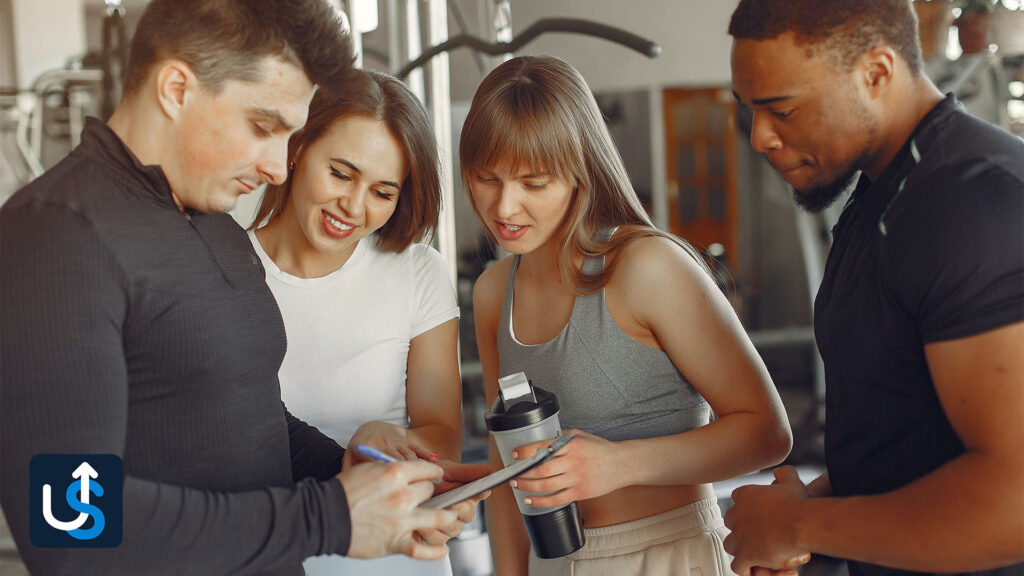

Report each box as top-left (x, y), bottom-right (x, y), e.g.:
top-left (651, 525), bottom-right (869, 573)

top-left (728, 0), bottom-right (923, 74)
top-left (124, 0), bottom-right (355, 96)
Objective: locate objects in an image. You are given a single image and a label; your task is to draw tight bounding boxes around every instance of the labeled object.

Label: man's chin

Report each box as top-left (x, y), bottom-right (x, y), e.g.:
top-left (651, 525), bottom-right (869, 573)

top-left (207, 194), bottom-right (244, 215)
top-left (792, 171), bottom-right (860, 213)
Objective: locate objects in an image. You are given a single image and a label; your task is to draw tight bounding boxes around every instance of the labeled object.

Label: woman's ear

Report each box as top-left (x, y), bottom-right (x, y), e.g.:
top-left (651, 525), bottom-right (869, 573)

top-left (155, 60), bottom-right (198, 121)
top-left (289, 142), bottom-right (307, 172)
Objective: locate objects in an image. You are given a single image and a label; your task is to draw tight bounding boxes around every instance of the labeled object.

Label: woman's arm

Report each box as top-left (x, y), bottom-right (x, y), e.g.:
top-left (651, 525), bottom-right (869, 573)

top-left (512, 236), bottom-right (792, 506)
top-left (405, 317), bottom-right (463, 461)
top-left (346, 246), bottom-right (463, 465)
top-left (475, 259), bottom-right (531, 576)
top-left (615, 236), bottom-right (792, 485)
top-left (343, 318), bottom-right (463, 465)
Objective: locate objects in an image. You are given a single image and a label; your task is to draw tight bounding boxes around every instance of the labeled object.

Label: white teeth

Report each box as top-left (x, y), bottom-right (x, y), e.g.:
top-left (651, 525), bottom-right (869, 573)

top-left (505, 224), bottom-right (522, 231)
top-left (325, 214), bottom-right (353, 231)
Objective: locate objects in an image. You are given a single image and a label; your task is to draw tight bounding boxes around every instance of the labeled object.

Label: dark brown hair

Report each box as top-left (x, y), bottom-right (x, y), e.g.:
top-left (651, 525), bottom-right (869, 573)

top-left (124, 0), bottom-right (355, 96)
top-left (729, 0), bottom-right (923, 74)
top-left (251, 70), bottom-right (441, 253)
top-left (460, 55), bottom-right (711, 293)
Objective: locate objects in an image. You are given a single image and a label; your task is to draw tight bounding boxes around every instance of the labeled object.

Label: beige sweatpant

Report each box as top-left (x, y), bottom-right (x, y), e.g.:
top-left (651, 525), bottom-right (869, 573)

top-left (527, 497), bottom-right (732, 576)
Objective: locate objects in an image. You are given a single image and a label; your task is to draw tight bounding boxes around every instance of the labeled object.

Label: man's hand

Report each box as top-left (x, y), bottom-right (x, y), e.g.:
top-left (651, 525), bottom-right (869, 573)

top-left (337, 459), bottom-right (456, 560)
top-left (724, 466), bottom-right (813, 576)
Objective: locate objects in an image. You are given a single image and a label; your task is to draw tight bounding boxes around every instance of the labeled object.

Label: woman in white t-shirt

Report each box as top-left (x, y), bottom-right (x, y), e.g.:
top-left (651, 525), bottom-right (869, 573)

top-left (248, 70), bottom-right (462, 576)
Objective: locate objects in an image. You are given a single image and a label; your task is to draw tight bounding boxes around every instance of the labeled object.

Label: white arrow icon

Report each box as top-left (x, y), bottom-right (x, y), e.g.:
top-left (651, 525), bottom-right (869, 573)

top-left (42, 461), bottom-right (97, 532)
top-left (72, 462), bottom-right (97, 505)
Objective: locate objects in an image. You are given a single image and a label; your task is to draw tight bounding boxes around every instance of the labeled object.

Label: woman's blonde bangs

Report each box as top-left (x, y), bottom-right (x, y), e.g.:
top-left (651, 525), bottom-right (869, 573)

top-left (460, 80), bottom-right (584, 188)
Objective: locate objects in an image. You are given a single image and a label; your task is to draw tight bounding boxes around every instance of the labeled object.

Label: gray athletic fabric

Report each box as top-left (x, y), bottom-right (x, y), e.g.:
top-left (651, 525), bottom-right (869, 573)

top-left (496, 240), bottom-right (710, 442)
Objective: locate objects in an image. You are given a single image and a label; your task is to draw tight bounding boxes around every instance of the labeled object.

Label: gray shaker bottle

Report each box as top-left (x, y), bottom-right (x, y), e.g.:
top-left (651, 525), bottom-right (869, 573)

top-left (484, 372), bottom-right (585, 559)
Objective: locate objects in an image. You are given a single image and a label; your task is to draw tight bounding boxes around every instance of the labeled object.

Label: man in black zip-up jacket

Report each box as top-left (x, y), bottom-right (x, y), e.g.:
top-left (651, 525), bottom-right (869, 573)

top-left (0, 1), bottom-right (483, 574)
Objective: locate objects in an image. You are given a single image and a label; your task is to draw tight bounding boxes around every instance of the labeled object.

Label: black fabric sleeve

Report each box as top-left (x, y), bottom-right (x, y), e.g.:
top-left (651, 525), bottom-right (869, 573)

top-left (285, 406), bottom-right (347, 482)
top-left (0, 203), bottom-right (351, 575)
top-left (882, 161), bottom-right (1024, 343)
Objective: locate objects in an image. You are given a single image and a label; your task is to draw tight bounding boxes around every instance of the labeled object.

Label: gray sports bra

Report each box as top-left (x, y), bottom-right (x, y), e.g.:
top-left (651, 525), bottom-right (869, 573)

top-left (495, 241), bottom-right (710, 442)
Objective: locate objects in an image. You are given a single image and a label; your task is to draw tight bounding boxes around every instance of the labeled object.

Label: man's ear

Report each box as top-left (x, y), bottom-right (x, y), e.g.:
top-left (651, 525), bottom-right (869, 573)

top-left (860, 45), bottom-right (896, 97)
top-left (154, 60), bottom-right (197, 121)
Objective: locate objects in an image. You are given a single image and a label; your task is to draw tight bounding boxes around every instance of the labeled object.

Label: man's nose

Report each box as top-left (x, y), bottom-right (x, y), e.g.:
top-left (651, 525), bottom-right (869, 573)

top-left (750, 111), bottom-right (782, 154)
top-left (257, 137), bottom-right (290, 186)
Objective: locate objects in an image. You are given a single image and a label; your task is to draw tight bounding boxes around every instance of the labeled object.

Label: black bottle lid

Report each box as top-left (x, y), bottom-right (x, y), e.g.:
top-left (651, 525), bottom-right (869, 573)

top-left (484, 384), bottom-right (560, 432)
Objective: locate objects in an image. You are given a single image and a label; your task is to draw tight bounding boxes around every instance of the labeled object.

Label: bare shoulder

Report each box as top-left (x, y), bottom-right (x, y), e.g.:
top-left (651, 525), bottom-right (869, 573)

top-left (612, 235), bottom-right (711, 294)
top-left (472, 255), bottom-right (515, 318)
top-left (608, 234), bottom-right (728, 333)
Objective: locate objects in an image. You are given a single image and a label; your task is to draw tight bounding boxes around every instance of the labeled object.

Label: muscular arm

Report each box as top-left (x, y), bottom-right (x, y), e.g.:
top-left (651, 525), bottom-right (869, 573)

top-left (474, 259), bottom-right (531, 576)
top-left (0, 204), bottom-right (351, 574)
top-left (793, 322), bottom-right (1024, 571)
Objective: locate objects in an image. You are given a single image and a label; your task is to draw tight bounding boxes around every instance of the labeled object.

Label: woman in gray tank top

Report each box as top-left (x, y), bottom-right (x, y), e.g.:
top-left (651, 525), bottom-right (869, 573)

top-left (460, 56), bottom-right (794, 576)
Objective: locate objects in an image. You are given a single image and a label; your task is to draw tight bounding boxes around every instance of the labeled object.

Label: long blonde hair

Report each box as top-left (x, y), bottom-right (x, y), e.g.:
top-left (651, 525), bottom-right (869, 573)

top-left (460, 55), bottom-right (710, 293)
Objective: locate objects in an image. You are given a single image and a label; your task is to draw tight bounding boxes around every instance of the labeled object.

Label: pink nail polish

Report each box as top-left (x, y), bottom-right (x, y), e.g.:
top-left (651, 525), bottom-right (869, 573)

top-left (429, 453), bottom-right (439, 460)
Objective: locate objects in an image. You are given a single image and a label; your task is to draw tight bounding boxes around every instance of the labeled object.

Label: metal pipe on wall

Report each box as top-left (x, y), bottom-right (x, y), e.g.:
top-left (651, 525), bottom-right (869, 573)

top-left (426, 0), bottom-right (458, 290)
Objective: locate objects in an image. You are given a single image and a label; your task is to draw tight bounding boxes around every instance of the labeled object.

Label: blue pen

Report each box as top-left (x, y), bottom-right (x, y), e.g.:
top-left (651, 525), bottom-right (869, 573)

top-left (354, 444), bottom-right (444, 484)
top-left (355, 444), bottom-right (398, 463)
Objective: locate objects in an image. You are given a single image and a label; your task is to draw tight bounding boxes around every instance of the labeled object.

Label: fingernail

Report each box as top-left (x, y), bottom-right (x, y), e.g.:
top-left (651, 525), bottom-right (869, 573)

top-left (524, 497), bottom-right (532, 505)
top-left (509, 480), bottom-right (518, 488)
top-left (429, 453), bottom-right (439, 460)
top-left (510, 451), bottom-right (518, 459)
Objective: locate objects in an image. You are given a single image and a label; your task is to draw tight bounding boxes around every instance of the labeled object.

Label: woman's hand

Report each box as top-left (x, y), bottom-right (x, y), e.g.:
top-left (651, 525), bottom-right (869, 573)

top-left (343, 421), bottom-right (424, 470)
top-left (506, 430), bottom-right (629, 508)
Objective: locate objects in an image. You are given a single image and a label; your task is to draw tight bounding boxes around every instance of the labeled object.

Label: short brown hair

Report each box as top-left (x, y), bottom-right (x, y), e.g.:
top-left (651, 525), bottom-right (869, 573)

top-left (251, 70), bottom-right (441, 253)
top-left (728, 0), bottom-right (923, 74)
top-left (124, 0), bottom-right (355, 96)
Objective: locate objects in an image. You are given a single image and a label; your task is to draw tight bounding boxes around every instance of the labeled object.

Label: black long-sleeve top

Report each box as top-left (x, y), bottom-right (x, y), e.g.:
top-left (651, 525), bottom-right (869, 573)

top-left (1, 118), bottom-right (350, 575)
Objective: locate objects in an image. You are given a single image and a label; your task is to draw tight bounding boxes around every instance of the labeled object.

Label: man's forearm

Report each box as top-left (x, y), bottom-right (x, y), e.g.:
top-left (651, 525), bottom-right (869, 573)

top-left (797, 453), bottom-right (1024, 571)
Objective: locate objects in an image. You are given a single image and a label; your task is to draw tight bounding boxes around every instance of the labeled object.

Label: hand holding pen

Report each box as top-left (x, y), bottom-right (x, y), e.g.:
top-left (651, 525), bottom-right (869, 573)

top-left (355, 444), bottom-right (401, 463)
top-left (356, 444), bottom-right (445, 485)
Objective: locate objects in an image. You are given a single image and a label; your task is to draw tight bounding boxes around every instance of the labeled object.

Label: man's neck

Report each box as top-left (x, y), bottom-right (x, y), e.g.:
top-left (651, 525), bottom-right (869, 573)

top-left (862, 76), bottom-right (945, 181)
top-left (107, 100), bottom-right (167, 169)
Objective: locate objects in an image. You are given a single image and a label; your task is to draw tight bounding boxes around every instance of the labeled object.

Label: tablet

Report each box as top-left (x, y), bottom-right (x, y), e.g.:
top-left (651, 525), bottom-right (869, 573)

top-left (421, 434), bottom-right (576, 509)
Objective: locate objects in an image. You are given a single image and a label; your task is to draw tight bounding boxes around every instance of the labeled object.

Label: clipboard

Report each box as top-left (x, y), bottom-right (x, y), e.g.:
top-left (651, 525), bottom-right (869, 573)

top-left (421, 434), bottom-right (576, 509)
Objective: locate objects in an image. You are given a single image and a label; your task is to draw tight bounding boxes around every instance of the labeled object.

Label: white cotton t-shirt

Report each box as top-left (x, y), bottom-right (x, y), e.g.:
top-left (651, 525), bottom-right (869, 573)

top-left (249, 232), bottom-right (460, 576)
top-left (249, 231), bottom-right (460, 444)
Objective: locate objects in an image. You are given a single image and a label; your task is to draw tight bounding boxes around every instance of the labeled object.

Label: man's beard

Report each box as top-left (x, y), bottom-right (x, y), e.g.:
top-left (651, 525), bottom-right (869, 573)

top-left (792, 167), bottom-right (860, 213)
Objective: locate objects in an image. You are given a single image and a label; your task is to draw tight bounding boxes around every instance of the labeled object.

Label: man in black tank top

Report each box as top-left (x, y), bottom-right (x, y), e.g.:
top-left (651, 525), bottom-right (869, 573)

top-left (723, 1), bottom-right (1023, 576)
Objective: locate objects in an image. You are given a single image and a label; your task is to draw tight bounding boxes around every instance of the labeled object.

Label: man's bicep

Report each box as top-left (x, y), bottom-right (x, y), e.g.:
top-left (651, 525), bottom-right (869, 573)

top-left (925, 321), bottom-right (1024, 455)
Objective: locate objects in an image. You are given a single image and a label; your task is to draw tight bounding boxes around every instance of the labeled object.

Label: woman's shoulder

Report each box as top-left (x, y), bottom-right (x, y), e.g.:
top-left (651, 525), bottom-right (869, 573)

top-left (403, 241), bottom-right (448, 270)
top-left (390, 242), bottom-right (460, 295)
top-left (473, 255), bottom-right (515, 309)
top-left (367, 238), bottom-right (442, 270)
top-left (609, 234), bottom-right (710, 295)
top-left (617, 233), bottom-right (701, 273)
